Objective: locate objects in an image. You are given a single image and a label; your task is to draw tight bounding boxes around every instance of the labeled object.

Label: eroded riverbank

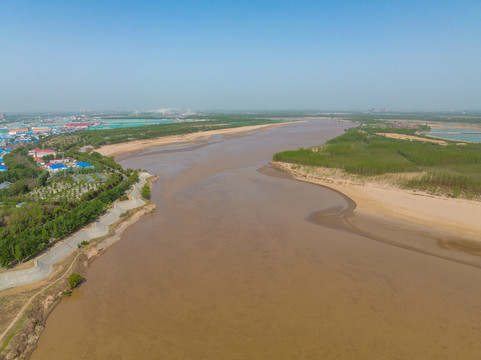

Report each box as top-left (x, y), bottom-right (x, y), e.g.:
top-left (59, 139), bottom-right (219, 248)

top-left (30, 120), bottom-right (481, 359)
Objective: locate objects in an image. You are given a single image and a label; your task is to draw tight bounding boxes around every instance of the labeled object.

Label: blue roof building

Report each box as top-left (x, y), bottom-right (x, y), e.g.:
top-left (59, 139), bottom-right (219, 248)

top-left (0, 165), bottom-right (7, 172)
top-left (48, 164), bottom-right (68, 172)
top-left (76, 162), bottom-right (94, 168)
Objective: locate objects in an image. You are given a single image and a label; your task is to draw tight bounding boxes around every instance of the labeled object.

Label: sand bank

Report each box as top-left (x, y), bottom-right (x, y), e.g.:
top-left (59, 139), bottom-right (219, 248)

top-left (97, 122), bottom-right (290, 157)
top-left (272, 162), bottom-right (481, 242)
top-left (376, 132), bottom-right (448, 145)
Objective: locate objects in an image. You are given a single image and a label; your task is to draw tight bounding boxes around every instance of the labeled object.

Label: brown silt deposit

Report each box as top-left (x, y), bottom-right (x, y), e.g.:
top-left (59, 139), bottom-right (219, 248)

top-left (30, 120), bottom-right (481, 360)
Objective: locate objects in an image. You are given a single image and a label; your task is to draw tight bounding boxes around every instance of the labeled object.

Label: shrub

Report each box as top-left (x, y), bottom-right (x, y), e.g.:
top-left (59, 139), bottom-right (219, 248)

top-left (68, 273), bottom-right (83, 289)
top-left (141, 185), bottom-right (151, 199)
top-left (77, 240), bottom-right (89, 248)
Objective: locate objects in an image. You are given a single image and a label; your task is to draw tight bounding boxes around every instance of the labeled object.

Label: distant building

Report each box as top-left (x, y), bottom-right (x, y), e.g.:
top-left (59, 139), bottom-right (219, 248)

top-left (8, 128), bottom-right (29, 136)
top-left (33, 156), bottom-right (44, 164)
top-left (64, 122), bottom-right (100, 128)
top-left (0, 181), bottom-right (12, 190)
top-left (76, 162), bottom-right (94, 169)
top-left (0, 113), bottom-right (5, 120)
top-left (30, 149), bottom-right (57, 158)
top-left (49, 158), bottom-right (76, 164)
top-left (31, 127), bottom-right (52, 133)
top-left (0, 165), bottom-right (7, 172)
top-left (47, 164), bottom-right (68, 172)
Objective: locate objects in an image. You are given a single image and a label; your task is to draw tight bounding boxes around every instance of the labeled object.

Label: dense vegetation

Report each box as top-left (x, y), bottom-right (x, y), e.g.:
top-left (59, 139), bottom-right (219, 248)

top-left (0, 169), bottom-right (139, 266)
top-left (274, 127), bottom-right (481, 198)
top-left (0, 139), bottom-right (141, 266)
top-left (346, 112), bottom-right (481, 125)
top-left (0, 149), bottom-right (44, 184)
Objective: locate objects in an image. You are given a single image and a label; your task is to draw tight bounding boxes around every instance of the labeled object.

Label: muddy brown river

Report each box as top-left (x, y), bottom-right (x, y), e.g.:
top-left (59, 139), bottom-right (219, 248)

top-left (31, 120), bottom-right (481, 359)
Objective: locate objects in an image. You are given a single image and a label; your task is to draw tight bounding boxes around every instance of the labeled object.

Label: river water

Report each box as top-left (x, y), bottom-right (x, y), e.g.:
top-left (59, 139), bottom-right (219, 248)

top-left (31, 120), bottom-right (481, 359)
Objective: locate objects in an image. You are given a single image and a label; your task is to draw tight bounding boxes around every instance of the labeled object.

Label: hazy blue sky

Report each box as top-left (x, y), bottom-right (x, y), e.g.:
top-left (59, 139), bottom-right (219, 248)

top-left (1, 0), bottom-right (480, 112)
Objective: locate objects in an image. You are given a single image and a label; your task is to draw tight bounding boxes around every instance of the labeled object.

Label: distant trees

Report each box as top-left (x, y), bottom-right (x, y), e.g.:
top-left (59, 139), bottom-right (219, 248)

top-left (9, 180), bottom-right (29, 196)
top-left (38, 171), bottom-right (49, 187)
top-left (0, 150), bottom-right (43, 183)
top-left (42, 154), bottom-right (54, 162)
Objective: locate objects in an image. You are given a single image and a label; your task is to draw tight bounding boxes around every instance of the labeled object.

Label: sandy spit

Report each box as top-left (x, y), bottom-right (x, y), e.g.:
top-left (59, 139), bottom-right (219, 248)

top-left (273, 162), bottom-right (481, 240)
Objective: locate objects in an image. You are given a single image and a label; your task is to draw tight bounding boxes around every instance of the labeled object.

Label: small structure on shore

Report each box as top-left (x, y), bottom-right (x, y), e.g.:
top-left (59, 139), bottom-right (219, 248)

top-left (47, 163), bottom-right (69, 172)
top-left (0, 181), bottom-right (12, 189)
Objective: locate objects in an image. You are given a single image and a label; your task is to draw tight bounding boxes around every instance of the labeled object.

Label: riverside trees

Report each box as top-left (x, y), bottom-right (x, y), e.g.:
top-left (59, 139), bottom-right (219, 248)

top-left (273, 127), bottom-right (481, 198)
top-left (0, 145), bottom-right (141, 266)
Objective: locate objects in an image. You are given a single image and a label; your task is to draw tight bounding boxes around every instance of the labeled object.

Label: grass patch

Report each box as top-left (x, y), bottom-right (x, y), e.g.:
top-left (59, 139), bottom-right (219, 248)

top-left (77, 240), bottom-right (90, 248)
top-left (0, 317), bottom-right (25, 353)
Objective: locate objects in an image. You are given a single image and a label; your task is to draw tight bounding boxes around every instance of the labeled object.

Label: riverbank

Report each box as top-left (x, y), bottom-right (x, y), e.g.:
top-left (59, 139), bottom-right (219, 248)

top-left (0, 175), bottom-right (157, 360)
top-left (272, 161), bottom-right (481, 261)
top-left (97, 122), bottom-right (292, 157)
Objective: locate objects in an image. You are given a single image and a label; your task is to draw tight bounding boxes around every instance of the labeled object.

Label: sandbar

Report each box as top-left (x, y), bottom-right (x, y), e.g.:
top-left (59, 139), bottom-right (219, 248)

top-left (272, 162), bottom-right (481, 243)
top-left (97, 122), bottom-right (290, 157)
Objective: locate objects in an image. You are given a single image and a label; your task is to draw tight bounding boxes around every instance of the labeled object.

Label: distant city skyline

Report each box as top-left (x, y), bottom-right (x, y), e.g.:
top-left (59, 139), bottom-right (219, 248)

top-left (1, 0), bottom-right (480, 112)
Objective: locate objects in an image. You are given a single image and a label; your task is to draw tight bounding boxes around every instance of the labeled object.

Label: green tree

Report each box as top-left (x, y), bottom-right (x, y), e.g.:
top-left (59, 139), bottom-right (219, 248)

top-left (38, 171), bottom-right (50, 187)
top-left (14, 244), bottom-right (23, 262)
top-left (9, 180), bottom-right (29, 196)
top-left (68, 273), bottom-right (83, 288)
top-left (42, 154), bottom-right (55, 162)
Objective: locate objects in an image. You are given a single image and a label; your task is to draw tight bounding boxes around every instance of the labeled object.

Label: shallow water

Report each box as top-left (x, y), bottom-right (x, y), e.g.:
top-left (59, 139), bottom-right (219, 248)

top-left (428, 128), bottom-right (481, 142)
top-left (31, 120), bottom-right (481, 359)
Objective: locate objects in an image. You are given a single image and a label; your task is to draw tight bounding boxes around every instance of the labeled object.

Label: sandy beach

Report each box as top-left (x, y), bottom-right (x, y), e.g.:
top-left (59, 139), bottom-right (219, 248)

top-left (273, 161), bottom-right (481, 243)
top-left (97, 122), bottom-right (291, 157)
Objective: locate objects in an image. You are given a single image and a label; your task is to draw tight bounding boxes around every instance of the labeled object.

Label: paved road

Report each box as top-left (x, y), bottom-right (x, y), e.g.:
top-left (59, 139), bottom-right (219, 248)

top-left (0, 173), bottom-right (150, 292)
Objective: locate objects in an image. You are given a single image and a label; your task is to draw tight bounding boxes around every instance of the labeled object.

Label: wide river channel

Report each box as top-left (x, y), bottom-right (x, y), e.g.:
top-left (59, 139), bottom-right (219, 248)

top-left (31, 120), bottom-right (481, 359)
